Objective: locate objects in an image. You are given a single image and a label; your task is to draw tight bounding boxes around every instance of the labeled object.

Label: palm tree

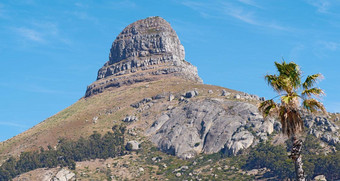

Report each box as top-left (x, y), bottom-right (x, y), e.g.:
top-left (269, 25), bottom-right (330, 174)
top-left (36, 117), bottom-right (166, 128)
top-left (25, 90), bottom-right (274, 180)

top-left (259, 61), bottom-right (326, 181)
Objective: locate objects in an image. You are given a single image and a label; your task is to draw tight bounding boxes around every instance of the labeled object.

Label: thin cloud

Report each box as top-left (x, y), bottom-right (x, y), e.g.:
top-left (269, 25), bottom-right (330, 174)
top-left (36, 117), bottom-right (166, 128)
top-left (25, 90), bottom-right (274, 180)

top-left (13, 27), bottom-right (45, 42)
top-left (222, 3), bottom-right (258, 25)
top-left (290, 43), bottom-right (305, 59)
top-left (31, 21), bottom-right (59, 35)
top-left (312, 41), bottom-right (339, 58)
top-left (182, 1), bottom-right (292, 31)
top-left (319, 41), bottom-right (339, 51)
top-left (73, 11), bottom-right (98, 23)
top-left (305, 0), bottom-right (330, 13)
top-left (0, 121), bottom-right (28, 128)
top-left (222, 2), bottom-right (292, 31)
top-left (237, 0), bottom-right (263, 9)
top-left (74, 2), bottom-right (89, 8)
top-left (181, 1), bottom-right (215, 18)
top-left (12, 21), bottom-right (72, 47)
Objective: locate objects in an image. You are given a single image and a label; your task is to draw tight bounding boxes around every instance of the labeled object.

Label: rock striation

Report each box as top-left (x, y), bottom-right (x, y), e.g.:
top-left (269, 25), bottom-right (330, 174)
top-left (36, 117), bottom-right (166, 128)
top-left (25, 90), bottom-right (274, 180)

top-left (85, 16), bottom-right (202, 97)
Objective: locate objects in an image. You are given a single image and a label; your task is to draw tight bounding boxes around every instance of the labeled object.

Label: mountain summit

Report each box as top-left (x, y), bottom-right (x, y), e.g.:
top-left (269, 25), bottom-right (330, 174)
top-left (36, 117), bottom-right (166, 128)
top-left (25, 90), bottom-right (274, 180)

top-left (85, 16), bottom-right (202, 97)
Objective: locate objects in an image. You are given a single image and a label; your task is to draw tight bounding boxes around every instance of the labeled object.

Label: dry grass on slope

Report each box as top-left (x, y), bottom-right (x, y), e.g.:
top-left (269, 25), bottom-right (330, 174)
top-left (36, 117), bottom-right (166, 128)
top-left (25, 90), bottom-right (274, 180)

top-left (0, 77), bottom-right (241, 163)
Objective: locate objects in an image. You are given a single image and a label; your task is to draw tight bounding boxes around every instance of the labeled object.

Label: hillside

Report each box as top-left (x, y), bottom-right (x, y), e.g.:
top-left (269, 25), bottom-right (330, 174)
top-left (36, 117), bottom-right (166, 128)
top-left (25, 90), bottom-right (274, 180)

top-left (1, 16), bottom-right (339, 181)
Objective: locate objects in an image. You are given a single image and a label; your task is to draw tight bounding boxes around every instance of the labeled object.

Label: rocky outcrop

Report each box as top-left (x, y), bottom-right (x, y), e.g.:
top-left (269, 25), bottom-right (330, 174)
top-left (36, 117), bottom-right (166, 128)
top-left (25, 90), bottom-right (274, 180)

top-left (85, 16), bottom-right (202, 97)
top-left (126, 140), bottom-right (140, 151)
top-left (14, 168), bottom-right (75, 181)
top-left (146, 98), bottom-right (274, 159)
top-left (145, 95), bottom-right (339, 159)
top-left (304, 113), bottom-right (340, 145)
top-left (51, 168), bottom-right (75, 181)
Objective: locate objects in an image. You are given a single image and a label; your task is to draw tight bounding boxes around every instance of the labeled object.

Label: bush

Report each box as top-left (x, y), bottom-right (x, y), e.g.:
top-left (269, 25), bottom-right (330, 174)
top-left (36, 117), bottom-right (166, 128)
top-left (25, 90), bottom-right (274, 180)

top-left (243, 140), bottom-right (340, 180)
top-left (244, 141), bottom-right (295, 179)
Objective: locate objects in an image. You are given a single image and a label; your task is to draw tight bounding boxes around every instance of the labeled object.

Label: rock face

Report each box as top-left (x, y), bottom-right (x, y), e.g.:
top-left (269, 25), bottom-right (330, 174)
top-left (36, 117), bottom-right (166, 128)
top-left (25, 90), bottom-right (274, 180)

top-left (146, 98), bottom-right (274, 159)
top-left (304, 113), bottom-right (340, 145)
top-left (14, 168), bottom-right (75, 181)
top-left (85, 16), bottom-right (202, 97)
top-left (145, 96), bottom-right (339, 159)
top-left (51, 168), bottom-right (75, 181)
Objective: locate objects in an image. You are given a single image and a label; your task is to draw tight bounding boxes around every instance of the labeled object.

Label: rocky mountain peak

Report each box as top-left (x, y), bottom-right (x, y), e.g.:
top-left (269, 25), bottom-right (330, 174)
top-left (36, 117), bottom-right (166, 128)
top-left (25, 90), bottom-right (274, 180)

top-left (85, 16), bottom-right (202, 97)
top-left (107, 16), bottom-right (184, 65)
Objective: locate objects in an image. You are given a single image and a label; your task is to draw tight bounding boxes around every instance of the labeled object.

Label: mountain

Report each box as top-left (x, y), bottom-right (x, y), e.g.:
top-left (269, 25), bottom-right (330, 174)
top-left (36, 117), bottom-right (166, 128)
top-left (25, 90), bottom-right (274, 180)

top-left (85, 16), bottom-right (202, 97)
top-left (1, 16), bottom-right (339, 181)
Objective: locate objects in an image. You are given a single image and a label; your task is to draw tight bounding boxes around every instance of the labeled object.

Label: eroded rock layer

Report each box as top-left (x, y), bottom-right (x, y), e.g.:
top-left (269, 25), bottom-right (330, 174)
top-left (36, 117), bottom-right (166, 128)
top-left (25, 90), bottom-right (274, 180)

top-left (85, 16), bottom-right (202, 97)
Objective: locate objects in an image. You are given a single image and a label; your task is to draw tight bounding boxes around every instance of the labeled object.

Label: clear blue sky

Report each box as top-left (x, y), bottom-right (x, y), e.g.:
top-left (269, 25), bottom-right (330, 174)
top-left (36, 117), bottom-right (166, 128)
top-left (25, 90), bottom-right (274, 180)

top-left (0, 0), bottom-right (339, 141)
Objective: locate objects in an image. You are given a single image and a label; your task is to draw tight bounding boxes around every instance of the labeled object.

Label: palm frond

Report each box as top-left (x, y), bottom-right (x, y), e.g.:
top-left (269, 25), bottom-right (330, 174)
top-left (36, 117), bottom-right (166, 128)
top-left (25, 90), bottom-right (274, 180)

top-left (281, 92), bottom-right (299, 105)
top-left (274, 61), bottom-right (301, 91)
top-left (258, 99), bottom-right (278, 118)
top-left (275, 61), bottom-right (284, 75)
top-left (287, 63), bottom-right (301, 89)
top-left (303, 73), bottom-right (323, 89)
top-left (265, 74), bottom-right (282, 92)
top-left (302, 87), bottom-right (325, 98)
top-left (302, 99), bottom-right (327, 114)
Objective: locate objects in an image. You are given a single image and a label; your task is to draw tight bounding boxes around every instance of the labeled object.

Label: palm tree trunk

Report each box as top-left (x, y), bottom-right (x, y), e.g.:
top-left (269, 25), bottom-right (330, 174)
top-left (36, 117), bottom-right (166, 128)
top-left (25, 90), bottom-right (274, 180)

top-left (290, 136), bottom-right (305, 181)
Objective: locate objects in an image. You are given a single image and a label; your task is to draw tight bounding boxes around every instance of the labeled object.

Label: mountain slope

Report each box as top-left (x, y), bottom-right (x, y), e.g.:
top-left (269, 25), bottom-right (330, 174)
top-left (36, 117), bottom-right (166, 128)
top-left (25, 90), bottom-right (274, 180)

top-left (1, 16), bottom-right (339, 180)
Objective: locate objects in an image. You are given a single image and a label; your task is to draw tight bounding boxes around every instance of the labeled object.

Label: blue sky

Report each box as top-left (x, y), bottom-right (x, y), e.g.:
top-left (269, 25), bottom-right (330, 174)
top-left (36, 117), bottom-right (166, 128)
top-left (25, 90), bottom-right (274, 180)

top-left (0, 0), bottom-right (339, 141)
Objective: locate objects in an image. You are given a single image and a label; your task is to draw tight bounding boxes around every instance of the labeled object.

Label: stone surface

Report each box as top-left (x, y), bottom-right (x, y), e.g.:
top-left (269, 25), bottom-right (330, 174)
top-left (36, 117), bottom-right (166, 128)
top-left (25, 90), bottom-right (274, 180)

top-left (126, 140), bottom-right (140, 151)
top-left (260, 120), bottom-right (274, 134)
top-left (304, 113), bottom-right (340, 145)
top-left (85, 17), bottom-right (202, 97)
top-left (234, 94), bottom-right (241, 99)
top-left (51, 168), bottom-right (75, 181)
top-left (169, 94), bottom-right (174, 101)
top-left (313, 175), bottom-right (327, 181)
top-left (122, 115), bottom-right (138, 122)
top-left (147, 98), bottom-right (271, 159)
top-left (185, 90), bottom-right (198, 98)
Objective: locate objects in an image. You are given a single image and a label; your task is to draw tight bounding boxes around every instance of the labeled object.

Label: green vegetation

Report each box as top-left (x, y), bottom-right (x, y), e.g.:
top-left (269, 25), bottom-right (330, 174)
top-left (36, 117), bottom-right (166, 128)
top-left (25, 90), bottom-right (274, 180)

top-left (244, 141), bottom-right (295, 179)
top-left (243, 139), bottom-right (340, 180)
top-left (0, 125), bottom-right (126, 180)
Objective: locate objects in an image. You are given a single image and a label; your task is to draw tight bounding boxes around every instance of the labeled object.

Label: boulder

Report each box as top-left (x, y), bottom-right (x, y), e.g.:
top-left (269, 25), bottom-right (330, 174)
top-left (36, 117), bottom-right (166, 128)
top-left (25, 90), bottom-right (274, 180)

top-left (185, 90), bottom-right (198, 98)
top-left (260, 120), bottom-right (274, 134)
top-left (246, 169), bottom-right (259, 176)
top-left (122, 116), bottom-right (138, 122)
top-left (234, 94), bottom-right (241, 99)
top-left (126, 140), bottom-right (140, 151)
top-left (313, 175), bottom-right (327, 181)
top-left (221, 90), bottom-right (230, 96)
top-left (51, 168), bottom-right (75, 181)
top-left (169, 94), bottom-right (175, 101)
top-left (227, 131), bottom-right (254, 154)
top-left (154, 94), bottom-right (166, 100)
